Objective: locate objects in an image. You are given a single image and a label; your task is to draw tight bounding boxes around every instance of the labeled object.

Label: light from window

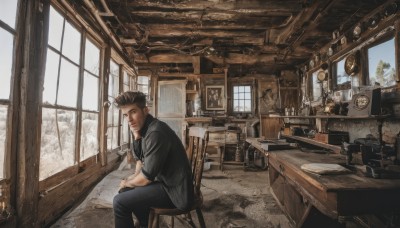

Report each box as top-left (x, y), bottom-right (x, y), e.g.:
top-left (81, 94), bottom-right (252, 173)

top-left (0, 0), bottom-right (18, 29)
top-left (137, 76), bottom-right (149, 95)
top-left (0, 105), bottom-right (7, 178)
top-left (84, 38), bottom-right (100, 75)
top-left (368, 37), bottom-right (396, 87)
top-left (40, 108), bottom-right (76, 180)
top-left (82, 38), bottom-right (100, 111)
top-left (107, 60), bottom-right (120, 151)
top-left (336, 58), bottom-right (351, 85)
top-left (311, 71), bottom-right (321, 101)
top-left (80, 112), bottom-right (98, 161)
top-left (57, 58), bottom-right (79, 107)
top-left (233, 86), bottom-right (251, 112)
top-left (0, 0), bottom-right (19, 180)
top-left (62, 21), bottom-right (81, 63)
top-left (0, 28), bottom-right (14, 99)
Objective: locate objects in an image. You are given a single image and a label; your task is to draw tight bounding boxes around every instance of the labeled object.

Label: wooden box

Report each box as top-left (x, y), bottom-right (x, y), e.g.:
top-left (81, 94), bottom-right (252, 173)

top-left (314, 131), bottom-right (349, 145)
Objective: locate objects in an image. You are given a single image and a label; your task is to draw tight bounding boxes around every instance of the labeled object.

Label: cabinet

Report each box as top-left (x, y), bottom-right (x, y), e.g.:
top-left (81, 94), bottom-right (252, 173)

top-left (260, 115), bottom-right (283, 139)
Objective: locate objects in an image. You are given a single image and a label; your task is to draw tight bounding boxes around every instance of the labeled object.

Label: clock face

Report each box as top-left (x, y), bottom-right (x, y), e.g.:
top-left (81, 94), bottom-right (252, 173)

top-left (317, 70), bottom-right (326, 81)
top-left (345, 53), bottom-right (358, 75)
top-left (354, 94), bottom-right (370, 110)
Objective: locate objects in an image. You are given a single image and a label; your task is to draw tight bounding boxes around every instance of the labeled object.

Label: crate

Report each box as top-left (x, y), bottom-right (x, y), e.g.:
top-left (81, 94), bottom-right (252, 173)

top-left (314, 131), bottom-right (349, 145)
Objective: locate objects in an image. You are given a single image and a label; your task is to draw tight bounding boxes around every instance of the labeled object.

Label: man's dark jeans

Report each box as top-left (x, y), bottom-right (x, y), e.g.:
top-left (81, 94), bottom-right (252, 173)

top-left (113, 182), bottom-right (175, 228)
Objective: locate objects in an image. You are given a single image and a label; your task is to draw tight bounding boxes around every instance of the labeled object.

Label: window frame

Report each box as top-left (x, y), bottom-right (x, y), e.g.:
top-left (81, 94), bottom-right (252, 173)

top-left (232, 85), bottom-right (252, 113)
top-left (364, 32), bottom-right (396, 88)
top-left (39, 5), bottom-right (103, 185)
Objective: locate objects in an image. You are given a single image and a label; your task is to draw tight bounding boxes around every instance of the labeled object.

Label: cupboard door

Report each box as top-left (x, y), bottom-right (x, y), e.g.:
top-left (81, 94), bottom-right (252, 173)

top-left (157, 80), bottom-right (186, 142)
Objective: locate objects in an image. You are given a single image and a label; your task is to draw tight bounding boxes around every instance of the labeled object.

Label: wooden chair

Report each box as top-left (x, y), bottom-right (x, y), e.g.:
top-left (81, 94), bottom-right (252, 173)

top-left (147, 127), bottom-right (209, 228)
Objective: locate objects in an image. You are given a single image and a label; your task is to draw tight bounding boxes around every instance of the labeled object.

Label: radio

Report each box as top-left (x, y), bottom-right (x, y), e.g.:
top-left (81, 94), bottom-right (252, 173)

top-left (347, 87), bottom-right (381, 116)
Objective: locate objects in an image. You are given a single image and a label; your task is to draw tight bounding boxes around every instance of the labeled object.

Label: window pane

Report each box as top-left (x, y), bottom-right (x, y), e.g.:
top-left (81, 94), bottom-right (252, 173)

top-left (138, 85), bottom-right (148, 94)
top-left (113, 106), bottom-right (119, 126)
top-left (123, 71), bottom-right (129, 84)
top-left (123, 84), bottom-right (129, 92)
top-left (0, 105), bottom-right (7, 178)
top-left (121, 119), bottom-right (129, 144)
top-left (82, 72), bottom-right (99, 111)
top-left (239, 86), bottom-right (244, 92)
top-left (0, 0), bottom-right (18, 29)
top-left (43, 48), bottom-right (60, 105)
top-left (48, 6), bottom-right (64, 51)
top-left (239, 93), bottom-right (244, 99)
top-left (244, 100), bottom-right (251, 112)
top-left (368, 38), bottom-right (396, 87)
top-left (110, 60), bottom-right (119, 76)
top-left (112, 127), bottom-right (118, 149)
top-left (58, 58), bottom-right (79, 107)
top-left (80, 112), bottom-right (98, 161)
top-left (113, 75), bottom-right (120, 97)
top-left (40, 108), bottom-right (76, 180)
top-left (0, 28), bottom-right (13, 99)
top-left (62, 21), bottom-right (81, 64)
top-left (244, 86), bottom-right (250, 92)
top-left (107, 105), bottom-right (114, 126)
top-left (138, 76), bottom-right (148, 84)
top-left (233, 86), bottom-right (238, 93)
top-left (107, 127), bottom-right (112, 151)
top-left (312, 72), bottom-right (321, 101)
top-left (84, 38), bottom-right (100, 75)
top-left (336, 59), bottom-right (350, 85)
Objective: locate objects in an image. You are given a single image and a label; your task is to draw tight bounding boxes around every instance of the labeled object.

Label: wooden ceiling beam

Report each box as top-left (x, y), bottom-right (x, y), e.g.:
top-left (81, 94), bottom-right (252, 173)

top-left (108, 0), bottom-right (302, 14)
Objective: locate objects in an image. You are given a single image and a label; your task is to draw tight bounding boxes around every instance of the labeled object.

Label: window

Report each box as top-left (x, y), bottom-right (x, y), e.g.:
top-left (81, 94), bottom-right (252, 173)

top-left (0, 0), bottom-right (19, 179)
top-left (311, 71), bottom-right (322, 102)
top-left (40, 6), bottom-right (100, 180)
top-left (367, 37), bottom-right (396, 87)
top-left (80, 38), bottom-right (100, 161)
top-left (107, 60), bottom-right (120, 151)
top-left (335, 58), bottom-right (351, 87)
top-left (137, 76), bottom-right (149, 96)
top-left (121, 71), bottom-right (131, 145)
top-left (233, 86), bottom-right (251, 112)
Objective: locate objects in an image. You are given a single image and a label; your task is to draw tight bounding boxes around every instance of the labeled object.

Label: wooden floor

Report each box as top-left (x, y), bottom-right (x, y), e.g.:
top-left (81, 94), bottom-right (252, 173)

top-left (50, 165), bottom-right (292, 228)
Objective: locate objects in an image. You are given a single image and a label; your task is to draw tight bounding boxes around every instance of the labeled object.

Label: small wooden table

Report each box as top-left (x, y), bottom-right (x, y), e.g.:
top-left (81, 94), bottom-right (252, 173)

top-left (268, 150), bottom-right (400, 227)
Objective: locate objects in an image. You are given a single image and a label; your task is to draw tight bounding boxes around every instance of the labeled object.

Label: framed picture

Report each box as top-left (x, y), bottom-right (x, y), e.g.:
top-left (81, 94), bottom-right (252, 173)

top-left (206, 85), bottom-right (224, 110)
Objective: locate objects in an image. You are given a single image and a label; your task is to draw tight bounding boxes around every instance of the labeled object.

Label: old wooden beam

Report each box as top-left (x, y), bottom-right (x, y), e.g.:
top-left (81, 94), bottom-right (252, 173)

top-left (108, 0), bottom-right (302, 14)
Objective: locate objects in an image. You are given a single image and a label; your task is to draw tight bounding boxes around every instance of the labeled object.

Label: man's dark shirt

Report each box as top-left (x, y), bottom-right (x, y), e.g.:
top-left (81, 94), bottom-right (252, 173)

top-left (131, 114), bottom-right (194, 210)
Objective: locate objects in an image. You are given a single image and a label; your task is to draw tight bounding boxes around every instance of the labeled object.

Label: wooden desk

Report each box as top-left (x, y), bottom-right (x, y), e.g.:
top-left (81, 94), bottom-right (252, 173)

top-left (268, 150), bottom-right (400, 227)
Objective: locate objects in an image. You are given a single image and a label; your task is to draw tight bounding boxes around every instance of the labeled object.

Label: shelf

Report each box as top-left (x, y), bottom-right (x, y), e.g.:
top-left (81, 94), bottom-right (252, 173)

top-left (281, 134), bottom-right (342, 154)
top-left (279, 115), bottom-right (389, 119)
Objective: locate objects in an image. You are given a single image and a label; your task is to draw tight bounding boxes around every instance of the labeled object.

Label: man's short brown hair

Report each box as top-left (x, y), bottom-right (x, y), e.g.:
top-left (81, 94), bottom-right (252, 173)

top-left (114, 91), bottom-right (147, 109)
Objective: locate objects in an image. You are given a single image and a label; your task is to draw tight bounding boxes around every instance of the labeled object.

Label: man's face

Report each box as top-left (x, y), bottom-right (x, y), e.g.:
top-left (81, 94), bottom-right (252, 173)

top-left (120, 104), bottom-right (149, 132)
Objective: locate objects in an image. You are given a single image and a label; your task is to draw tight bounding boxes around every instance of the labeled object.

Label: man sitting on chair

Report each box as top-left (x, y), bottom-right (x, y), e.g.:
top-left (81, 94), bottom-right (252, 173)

top-left (113, 91), bottom-right (194, 228)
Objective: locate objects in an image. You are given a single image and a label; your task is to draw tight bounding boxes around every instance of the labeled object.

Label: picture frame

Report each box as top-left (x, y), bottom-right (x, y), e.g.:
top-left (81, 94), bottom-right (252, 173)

top-left (206, 85), bottom-right (224, 110)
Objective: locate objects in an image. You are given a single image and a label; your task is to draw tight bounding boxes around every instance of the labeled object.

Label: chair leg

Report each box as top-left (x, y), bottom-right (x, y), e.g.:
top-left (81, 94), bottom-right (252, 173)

top-left (148, 210), bottom-right (155, 228)
top-left (170, 215), bottom-right (174, 227)
top-left (195, 208), bottom-right (206, 228)
top-left (154, 215), bottom-right (159, 228)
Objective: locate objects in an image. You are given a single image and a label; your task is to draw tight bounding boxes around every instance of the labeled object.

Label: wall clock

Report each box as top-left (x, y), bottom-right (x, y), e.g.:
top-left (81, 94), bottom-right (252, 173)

top-left (353, 94), bottom-right (370, 110)
top-left (344, 52), bottom-right (359, 75)
top-left (317, 70), bottom-right (327, 81)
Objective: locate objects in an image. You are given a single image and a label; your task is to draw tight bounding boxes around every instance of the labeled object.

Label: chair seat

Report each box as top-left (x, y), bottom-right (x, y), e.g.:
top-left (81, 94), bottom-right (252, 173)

top-left (151, 194), bottom-right (203, 215)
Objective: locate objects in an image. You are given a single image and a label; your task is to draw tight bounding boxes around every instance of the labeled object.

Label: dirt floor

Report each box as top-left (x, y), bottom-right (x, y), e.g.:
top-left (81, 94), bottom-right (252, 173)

top-left (50, 165), bottom-right (292, 228)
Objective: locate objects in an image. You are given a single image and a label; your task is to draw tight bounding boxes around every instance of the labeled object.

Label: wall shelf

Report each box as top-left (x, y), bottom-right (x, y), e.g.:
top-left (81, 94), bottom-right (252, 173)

top-left (281, 134), bottom-right (342, 154)
top-left (278, 115), bottom-right (389, 119)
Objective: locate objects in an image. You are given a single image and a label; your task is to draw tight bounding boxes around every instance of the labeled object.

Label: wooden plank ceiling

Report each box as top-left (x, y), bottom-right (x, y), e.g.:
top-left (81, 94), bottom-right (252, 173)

top-left (72, 0), bottom-right (392, 76)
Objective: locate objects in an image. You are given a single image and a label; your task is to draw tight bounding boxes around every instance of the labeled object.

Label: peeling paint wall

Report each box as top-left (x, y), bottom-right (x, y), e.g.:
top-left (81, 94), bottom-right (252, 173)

top-left (328, 119), bottom-right (400, 144)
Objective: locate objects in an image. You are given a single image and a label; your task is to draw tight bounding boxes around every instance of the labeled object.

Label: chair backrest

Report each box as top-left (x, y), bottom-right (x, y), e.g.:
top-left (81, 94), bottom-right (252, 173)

top-left (187, 127), bottom-right (209, 194)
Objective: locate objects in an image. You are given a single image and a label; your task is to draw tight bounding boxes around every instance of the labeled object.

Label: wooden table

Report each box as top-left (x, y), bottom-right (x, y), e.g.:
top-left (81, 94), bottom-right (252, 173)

top-left (268, 150), bottom-right (400, 227)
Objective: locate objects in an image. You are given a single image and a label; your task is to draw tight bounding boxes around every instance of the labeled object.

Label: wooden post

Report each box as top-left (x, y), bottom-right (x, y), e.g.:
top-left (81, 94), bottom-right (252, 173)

top-left (15, 0), bottom-right (48, 226)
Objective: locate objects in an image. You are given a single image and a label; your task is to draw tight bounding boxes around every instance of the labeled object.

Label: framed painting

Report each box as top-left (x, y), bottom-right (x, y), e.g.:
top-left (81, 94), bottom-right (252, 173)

top-left (206, 85), bottom-right (224, 110)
